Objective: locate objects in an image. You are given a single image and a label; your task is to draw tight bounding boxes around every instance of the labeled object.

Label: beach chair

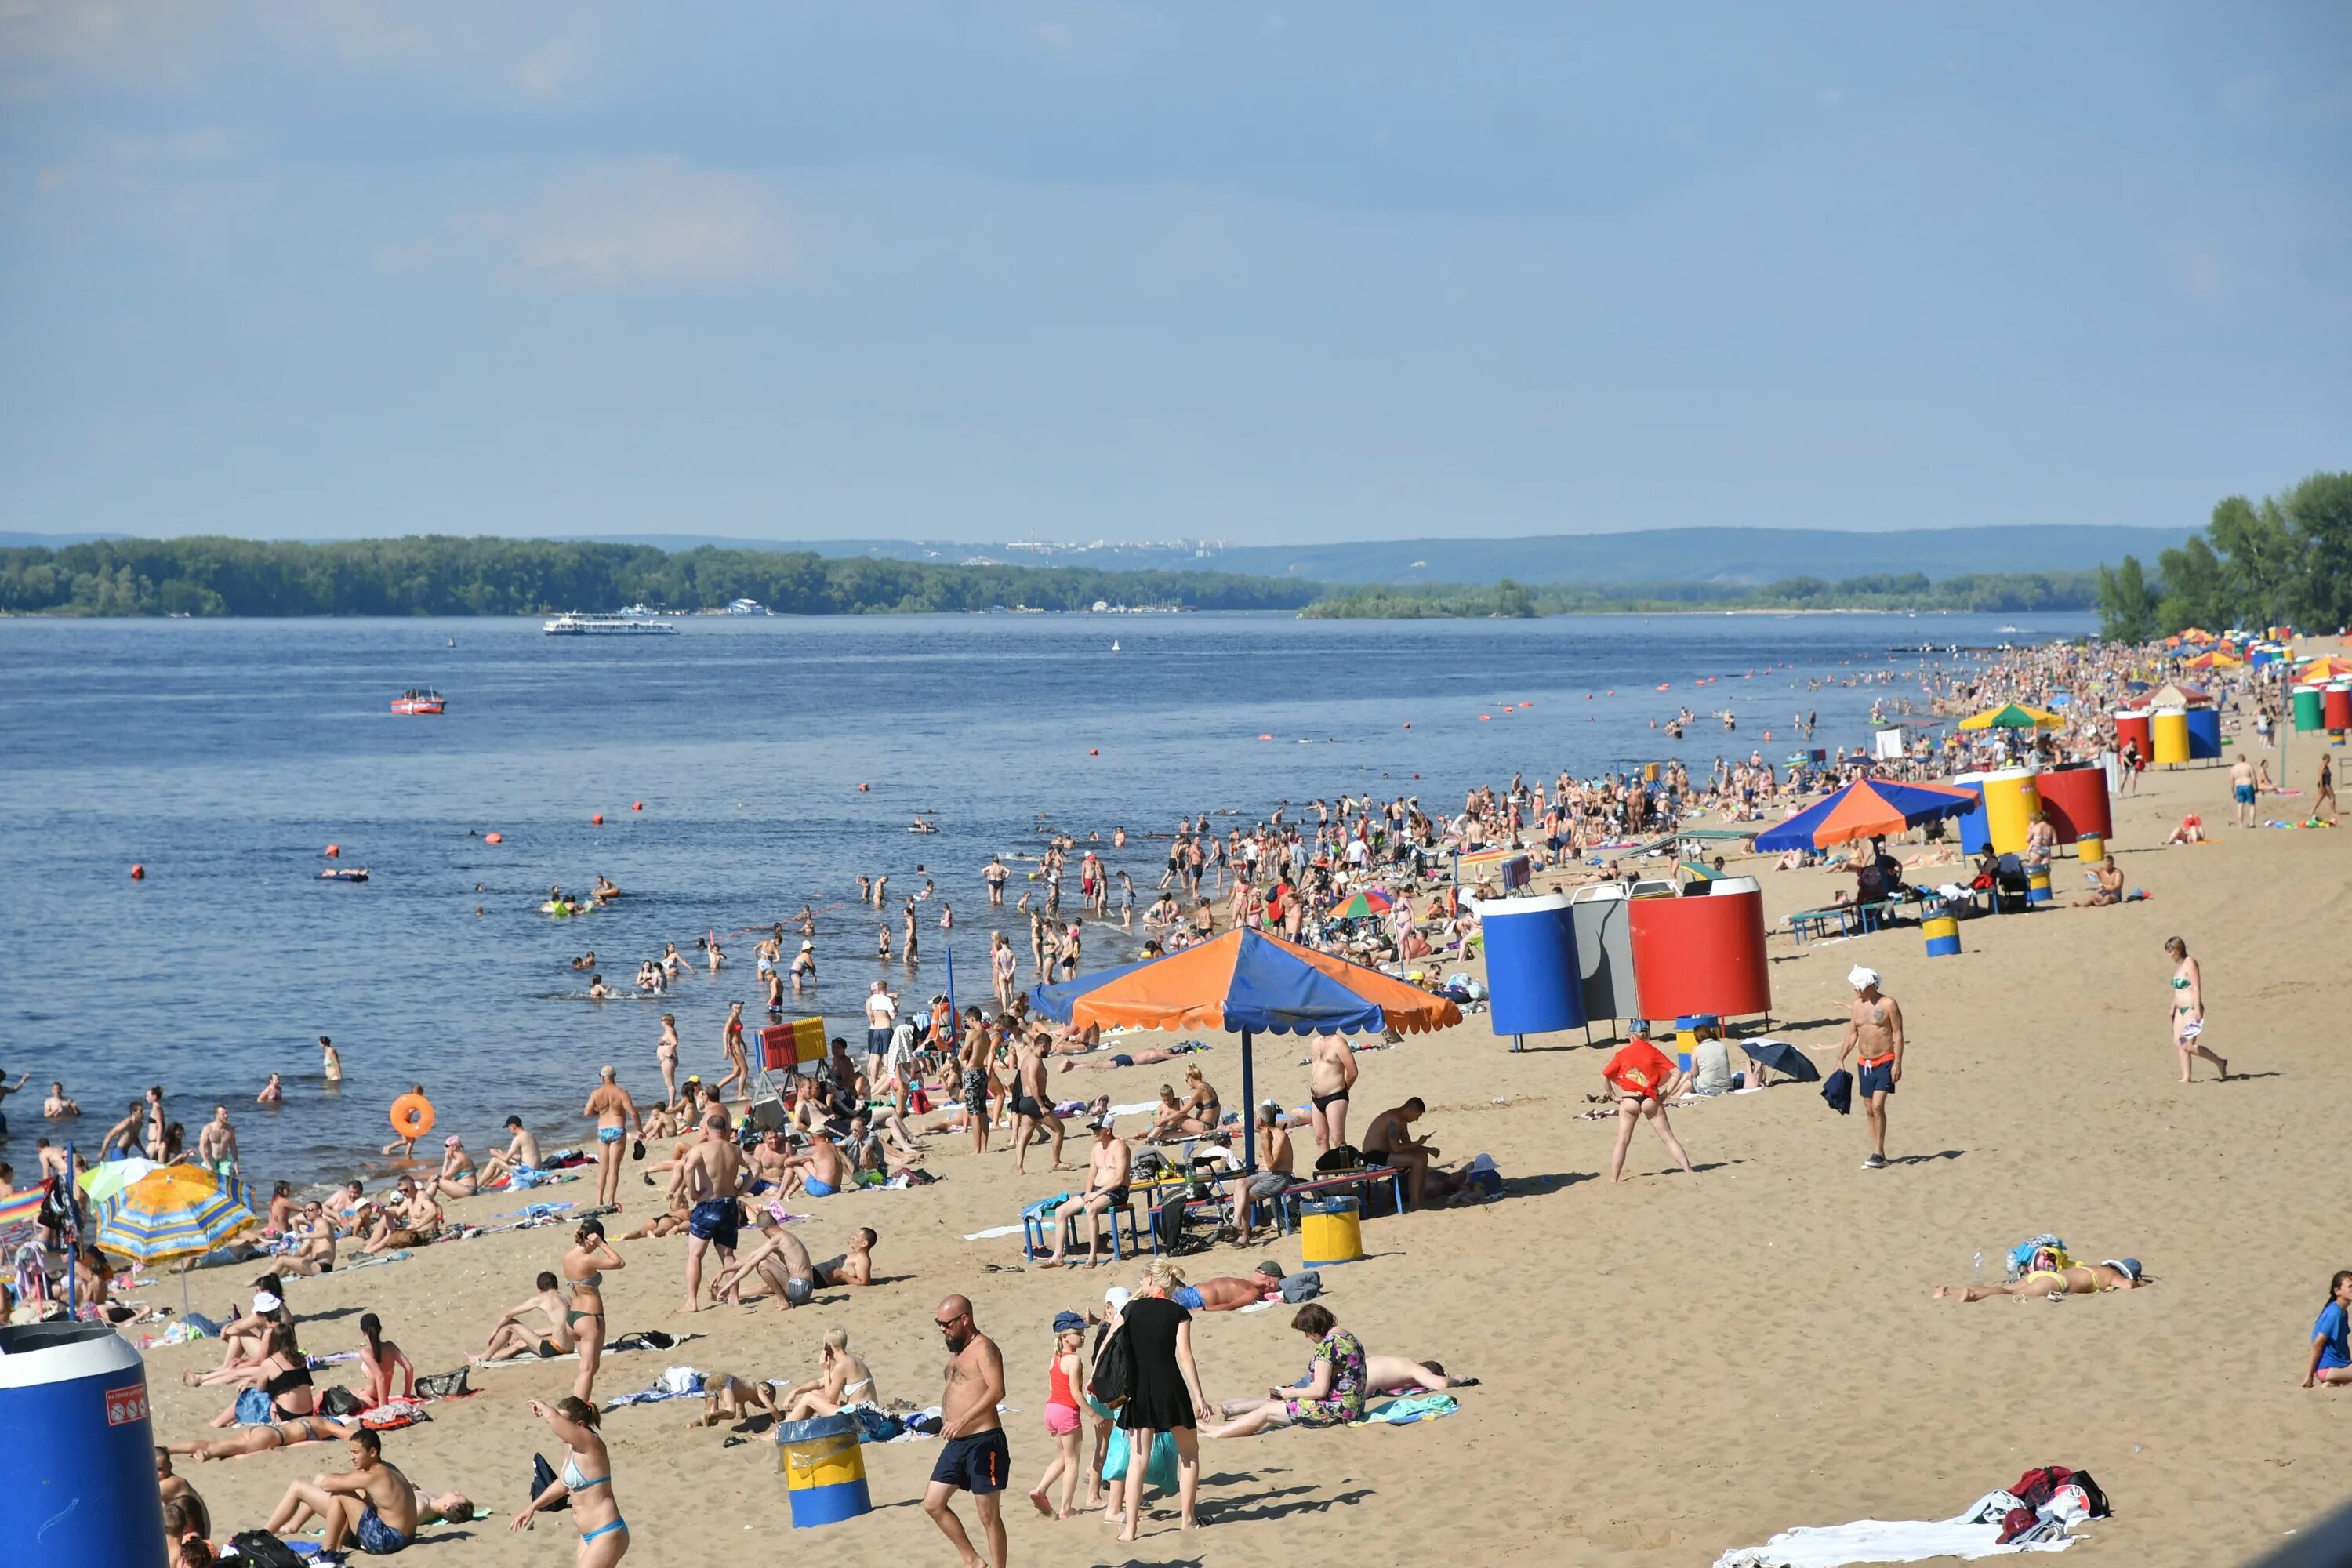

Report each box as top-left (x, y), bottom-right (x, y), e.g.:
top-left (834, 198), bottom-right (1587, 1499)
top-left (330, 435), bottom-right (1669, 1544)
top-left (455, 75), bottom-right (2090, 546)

top-left (1786, 906), bottom-right (1856, 945)
top-left (1022, 1195), bottom-right (1146, 1265)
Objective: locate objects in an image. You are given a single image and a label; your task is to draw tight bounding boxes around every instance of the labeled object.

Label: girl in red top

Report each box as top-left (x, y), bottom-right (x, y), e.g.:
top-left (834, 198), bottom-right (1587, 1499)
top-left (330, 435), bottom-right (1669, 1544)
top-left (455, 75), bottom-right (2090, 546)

top-left (1027, 1313), bottom-right (1088, 1519)
top-left (1602, 1029), bottom-right (1696, 1185)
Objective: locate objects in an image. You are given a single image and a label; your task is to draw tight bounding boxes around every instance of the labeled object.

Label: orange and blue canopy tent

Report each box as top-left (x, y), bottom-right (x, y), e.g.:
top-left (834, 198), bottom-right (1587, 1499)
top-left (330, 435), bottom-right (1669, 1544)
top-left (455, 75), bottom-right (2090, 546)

top-left (1752, 777), bottom-right (1979, 851)
top-left (1029, 927), bottom-right (1460, 1171)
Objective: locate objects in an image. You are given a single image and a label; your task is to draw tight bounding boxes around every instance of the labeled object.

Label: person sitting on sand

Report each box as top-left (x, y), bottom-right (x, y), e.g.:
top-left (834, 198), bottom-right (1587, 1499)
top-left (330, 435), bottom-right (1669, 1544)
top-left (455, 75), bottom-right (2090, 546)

top-left (430, 1134), bottom-right (479, 1199)
top-left (1203, 1303), bottom-right (1368, 1437)
top-left (710, 1209), bottom-right (874, 1309)
top-left (356, 1312), bottom-right (416, 1409)
top-left (361, 1177), bottom-right (441, 1254)
top-left (2304, 1270), bottom-right (2352, 1389)
top-left (481, 1272), bottom-right (577, 1363)
top-left (779, 1134), bottom-right (851, 1200)
top-left (478, 1116), bottom-right (543, 1187)
top-left (182, 1321), bottom-right (317, 1429)
top-left (777, 1326), bottom-right (880, 1420)
top-left (1933, 1252), bottom-right (2145, 1301)
top-left (2075, 855), bottom-right (2125, 907)
top-left (691, 1371), bottom-right (781, 1428)
top-left (262, 1428), bottom-right (419, 1559)
top-left (2161, 813), bottom-right (2205, 845)
top-left (155, 1449), bottom-right (209, 1543)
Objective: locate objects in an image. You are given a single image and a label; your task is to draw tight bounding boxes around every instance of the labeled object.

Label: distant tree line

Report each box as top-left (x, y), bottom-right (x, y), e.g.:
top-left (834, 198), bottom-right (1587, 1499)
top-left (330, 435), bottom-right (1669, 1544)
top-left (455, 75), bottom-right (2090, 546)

top-left (0, 535), bottom-right (1319, 617)
top-left (2096, 472), bottom-right (2352, 642)
top-left (1300, 570), bottom-right (2099, 619)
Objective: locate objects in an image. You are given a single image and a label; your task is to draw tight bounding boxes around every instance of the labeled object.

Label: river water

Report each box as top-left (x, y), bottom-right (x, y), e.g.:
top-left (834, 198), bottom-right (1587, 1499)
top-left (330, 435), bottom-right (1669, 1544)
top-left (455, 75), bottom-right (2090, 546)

top-left (0, 610), bottom-right (2088, 1185)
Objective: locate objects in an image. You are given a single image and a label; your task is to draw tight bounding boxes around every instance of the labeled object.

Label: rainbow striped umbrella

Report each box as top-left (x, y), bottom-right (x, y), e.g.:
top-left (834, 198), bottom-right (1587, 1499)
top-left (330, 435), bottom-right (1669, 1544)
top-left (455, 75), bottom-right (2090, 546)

top-left (1754, 778), bottom-right (1980, 851)
top-left (0, 1187), bottom-right (46, 1247)
top-left (1327, 887), bottom-right (1399, 919)
top-left (93, 1164), bottom-right (260, 1265)
top-left (1957, 702), bottom-right (2064, 731)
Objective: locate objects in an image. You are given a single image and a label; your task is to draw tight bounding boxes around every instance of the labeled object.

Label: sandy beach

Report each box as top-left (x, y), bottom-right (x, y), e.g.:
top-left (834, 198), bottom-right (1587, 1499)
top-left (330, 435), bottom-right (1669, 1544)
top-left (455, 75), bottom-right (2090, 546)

top-left (119, 746), bottom-right (2349, 1568)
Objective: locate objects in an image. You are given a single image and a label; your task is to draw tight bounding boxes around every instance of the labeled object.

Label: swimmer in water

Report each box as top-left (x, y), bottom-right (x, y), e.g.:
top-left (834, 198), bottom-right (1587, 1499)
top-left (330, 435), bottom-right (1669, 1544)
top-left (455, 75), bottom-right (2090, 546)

top-left (42, 1082), bottom-right (79, 1118)
top-left (320, 1036), bottom-right (342, 1084)
top-left (256, 1074), bottom-right (283, 1105)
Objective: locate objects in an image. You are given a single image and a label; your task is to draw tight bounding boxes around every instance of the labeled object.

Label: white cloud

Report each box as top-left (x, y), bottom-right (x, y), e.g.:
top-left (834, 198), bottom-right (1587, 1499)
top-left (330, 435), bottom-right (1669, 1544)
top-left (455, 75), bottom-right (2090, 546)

top-left (468, 157), bottom-right (792, 287)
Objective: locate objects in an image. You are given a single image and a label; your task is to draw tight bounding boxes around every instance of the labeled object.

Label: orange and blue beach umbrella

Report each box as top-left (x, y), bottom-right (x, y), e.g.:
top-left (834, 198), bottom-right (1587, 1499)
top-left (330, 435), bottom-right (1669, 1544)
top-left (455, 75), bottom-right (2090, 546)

top-left (1029, 928), bottom-right (1460, 1171)
top-left (1753, 778), bottom-right (1979, 852)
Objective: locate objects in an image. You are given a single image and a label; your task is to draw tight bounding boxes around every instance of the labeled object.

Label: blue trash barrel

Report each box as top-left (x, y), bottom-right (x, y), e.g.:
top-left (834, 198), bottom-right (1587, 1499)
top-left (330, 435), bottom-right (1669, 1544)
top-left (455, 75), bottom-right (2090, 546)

top-left (1474, 892), bottom-right (1585, 1036)
top-left (0, 1320), bottom-right (167, 1567)
top-left (775, 1412), bottom-right (873, 1527)
top-left (2183, 707), bottom-right (2222, 760)
top-left (1951, 774), bottom-right (1991, 855)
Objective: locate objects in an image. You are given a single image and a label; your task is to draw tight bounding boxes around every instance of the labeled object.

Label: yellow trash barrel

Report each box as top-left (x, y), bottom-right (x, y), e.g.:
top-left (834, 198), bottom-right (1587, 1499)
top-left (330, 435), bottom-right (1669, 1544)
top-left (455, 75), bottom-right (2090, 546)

top-left (1299, 1196), bottom-right (1363, 1266)
top-left (777, 1413), bottom-right (872, 1528)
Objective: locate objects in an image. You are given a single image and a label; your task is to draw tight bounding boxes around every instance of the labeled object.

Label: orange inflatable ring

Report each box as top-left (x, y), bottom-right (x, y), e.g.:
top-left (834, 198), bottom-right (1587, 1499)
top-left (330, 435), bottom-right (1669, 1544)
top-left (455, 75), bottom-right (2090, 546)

top-left (389, 1094), bottom-right (435, 1140)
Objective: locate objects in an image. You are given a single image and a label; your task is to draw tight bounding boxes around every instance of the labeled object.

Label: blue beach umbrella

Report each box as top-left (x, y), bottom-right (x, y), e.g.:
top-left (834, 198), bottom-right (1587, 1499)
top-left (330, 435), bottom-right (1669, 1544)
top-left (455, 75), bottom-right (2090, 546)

top-left (1754, 778), bottom-right (1980, 853)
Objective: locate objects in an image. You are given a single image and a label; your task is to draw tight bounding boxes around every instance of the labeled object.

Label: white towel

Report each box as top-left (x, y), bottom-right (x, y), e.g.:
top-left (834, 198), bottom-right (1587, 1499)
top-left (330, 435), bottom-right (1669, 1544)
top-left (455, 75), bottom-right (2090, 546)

top-left (961, 1224), bottom-right (1025, 1241)
top-left (1715, 1503), bottom-right (2074, 1566)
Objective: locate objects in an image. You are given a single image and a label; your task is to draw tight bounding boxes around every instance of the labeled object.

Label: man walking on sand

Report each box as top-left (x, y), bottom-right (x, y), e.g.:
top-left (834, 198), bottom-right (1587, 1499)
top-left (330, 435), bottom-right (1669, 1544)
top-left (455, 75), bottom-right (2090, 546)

top-left (677, 1112), bottom-right (748, 1312)
top-left (1836, 966), bottom-right (1904, 1170)
top-left (924, 1294), bottom-right (1008, 1568)
top-left (2231, 754), bottom-right (2258, 828)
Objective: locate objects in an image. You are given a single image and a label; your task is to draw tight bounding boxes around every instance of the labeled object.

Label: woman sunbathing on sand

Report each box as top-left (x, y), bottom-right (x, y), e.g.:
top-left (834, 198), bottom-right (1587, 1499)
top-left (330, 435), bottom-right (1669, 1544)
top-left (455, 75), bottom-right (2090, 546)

top-left (1933, 1254), bottom-right (2144, 1301)
top-left (168, 1414), bottom-right (364, 1462)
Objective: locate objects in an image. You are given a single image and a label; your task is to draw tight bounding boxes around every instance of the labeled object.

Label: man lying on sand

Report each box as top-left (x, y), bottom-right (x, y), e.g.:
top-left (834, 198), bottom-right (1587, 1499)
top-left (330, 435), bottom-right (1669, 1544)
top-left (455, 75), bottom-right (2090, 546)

top-left (707, 1209), bottom-right (877, 1308)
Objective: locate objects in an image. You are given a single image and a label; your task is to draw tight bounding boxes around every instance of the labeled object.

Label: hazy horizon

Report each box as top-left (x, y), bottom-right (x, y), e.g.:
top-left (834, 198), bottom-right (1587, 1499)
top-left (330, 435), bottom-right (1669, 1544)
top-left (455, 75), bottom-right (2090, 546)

top-left (3, 5), bottom-right (2345, 545)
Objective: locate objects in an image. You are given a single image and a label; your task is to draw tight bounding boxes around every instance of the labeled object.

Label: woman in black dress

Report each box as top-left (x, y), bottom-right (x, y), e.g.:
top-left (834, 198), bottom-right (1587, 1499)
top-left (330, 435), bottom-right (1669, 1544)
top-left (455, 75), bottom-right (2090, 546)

top-left (1113, 1260), bottom-right (1212, 1541)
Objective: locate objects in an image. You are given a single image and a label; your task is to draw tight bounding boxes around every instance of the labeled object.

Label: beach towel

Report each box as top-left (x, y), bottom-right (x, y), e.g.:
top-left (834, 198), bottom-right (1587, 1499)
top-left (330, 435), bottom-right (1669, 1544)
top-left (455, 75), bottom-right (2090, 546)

top-left (1101, 1427), bottom-right (1178, 1490)
top-left (603, 1366), bottom-right (706, 1410)
top-left (1362, 1394), bottom-right (1457, 1425)
top-left (1713, 1496), bottom-right (2078, 1566)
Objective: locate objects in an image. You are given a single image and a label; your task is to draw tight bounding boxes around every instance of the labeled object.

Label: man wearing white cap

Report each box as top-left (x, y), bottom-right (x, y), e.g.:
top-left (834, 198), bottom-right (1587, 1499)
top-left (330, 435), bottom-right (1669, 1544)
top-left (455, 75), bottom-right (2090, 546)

top-left (1835, 967), bottom-right (1905, 1170)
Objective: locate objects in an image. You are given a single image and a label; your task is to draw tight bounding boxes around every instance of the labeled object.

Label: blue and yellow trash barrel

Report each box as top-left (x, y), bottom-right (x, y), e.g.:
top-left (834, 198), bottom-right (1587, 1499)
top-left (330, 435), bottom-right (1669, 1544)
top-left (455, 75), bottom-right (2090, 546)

top-left (776, 1413), bottom-right (872, 1528)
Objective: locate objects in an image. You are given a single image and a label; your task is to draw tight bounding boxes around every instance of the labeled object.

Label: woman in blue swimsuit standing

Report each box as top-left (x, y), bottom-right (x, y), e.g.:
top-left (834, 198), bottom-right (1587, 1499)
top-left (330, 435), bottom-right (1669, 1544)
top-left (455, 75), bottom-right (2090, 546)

top-left (515, 1396), bottom-right (629, 1564)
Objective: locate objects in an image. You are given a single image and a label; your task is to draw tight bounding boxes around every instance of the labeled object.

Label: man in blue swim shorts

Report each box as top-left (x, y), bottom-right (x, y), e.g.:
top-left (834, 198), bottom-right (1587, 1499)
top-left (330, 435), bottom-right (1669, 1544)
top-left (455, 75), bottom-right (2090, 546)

top-left (677, 1112), bottom-right (749, 1311)
top-left (1835, 967), bottom-right (1905, 1171)
top-left (924, 1294), bottom-right (1009, 1568)
top-left (2231, 755), bottom-right (2258, 828)
top-left (263, 1428), bottom-right (419, 1555)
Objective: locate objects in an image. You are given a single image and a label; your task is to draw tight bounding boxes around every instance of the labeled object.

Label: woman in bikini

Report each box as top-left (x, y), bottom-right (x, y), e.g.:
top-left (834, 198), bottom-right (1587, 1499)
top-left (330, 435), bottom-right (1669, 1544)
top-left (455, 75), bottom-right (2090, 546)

top-left (1933, 1250), bottom-right (2146, 1300)
top-left (481, 1272), bottom-right (576, 1363)
top-left (2165, 936), bottom-right (2229, 1083)
top-left (563, 1218), bottom-right (625, 1404)
top-left (182, 1320), bottom-right (318, 1429)
top-left (776, 1327), bottom-right (879, 1421)
top-left (168, 1412), bottom-right (363, 1461)
top-left (1176, 1067), bottom-right (1222, 1136)
top-left (514, 1396), bottom-right (629, 1565)
top-left (356, 1312), bottom-right (416, 1409)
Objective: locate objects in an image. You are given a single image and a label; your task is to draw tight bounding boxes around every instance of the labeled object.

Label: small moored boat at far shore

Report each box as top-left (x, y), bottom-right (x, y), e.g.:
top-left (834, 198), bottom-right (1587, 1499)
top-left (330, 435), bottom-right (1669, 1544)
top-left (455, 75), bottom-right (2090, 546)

top-left (390, 688), bottom-right (447, 714)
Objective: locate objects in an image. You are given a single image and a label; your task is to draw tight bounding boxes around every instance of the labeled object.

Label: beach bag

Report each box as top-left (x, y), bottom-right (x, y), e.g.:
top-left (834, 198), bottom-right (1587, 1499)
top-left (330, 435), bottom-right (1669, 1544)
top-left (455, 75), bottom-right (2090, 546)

top-left (530, 1453), bottom-right (572, 1511)
top-left (234, 1388), bottom-right (274, 1426)
top-left (415, 1367), bottom-right (470, 1399)
top-left (1279, 1269), bottom-right (1323, 1304)
top-left (1314, 1145), bottom-right (1363, 1174)
top-left (1100, 1427), bottom-right (1178, 1491)
top-left (1087, 1324), bottom-right (1134, 1410)
top-left (909, 1087), bottom-right (933, 1115)
top-left (227, 1531), bottom-right (307, 1568)
top-left (318, 1385), bottom-right (366, 1418)
top-left (848, 1405), bottom-right (903, 1443)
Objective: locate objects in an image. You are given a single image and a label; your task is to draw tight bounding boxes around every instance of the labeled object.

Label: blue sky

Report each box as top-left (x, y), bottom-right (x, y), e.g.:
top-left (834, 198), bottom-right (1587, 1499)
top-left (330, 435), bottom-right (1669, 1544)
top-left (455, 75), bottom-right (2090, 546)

top-left (1, 3), bottom-right (2346, 545)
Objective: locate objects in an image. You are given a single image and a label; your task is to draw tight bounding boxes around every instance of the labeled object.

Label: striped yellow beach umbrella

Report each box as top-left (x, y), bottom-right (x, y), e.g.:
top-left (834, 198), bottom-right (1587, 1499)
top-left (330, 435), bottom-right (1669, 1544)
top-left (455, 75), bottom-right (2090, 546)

top-left (1957, 702), bottom-right (2064, 731)
top-left (93, 1164), bottom-right (260, 1265)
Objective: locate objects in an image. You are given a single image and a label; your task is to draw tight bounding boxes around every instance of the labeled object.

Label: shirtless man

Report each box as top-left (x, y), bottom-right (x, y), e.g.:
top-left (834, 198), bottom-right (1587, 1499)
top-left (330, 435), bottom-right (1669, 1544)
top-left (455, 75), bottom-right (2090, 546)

top-left (1009, 1033), bottom-right (1070, 1177)
top-left (154, 1450), bottom-right (209, 1544)
top-left (43, 1082), bottom-right (79, 1118)
top-left (960, 1017), bottom-right (995, 1156)
top-left (281, 1203), bottom-right (339, 1276)
top-left (480, 1272), bottom-right (575, 1362)
top-left (263, 1429), bottom-right (419, 1558)
top-left (1040, 1116), bottom-right (1130, 1268)
top-left (677, 1113), bottom-right (749, 1312)
top-left (781, 1134), bottom-right (851, 1200)
top-left (2074, 855), bottom-right (2125, 907)
top-left (745, 1129), bottom-right (796, 1194)
top-left (195, 1107), bottom-right (238, 1177)
top-left (1363, 1098), bottom-right (1437, 1209)
top-left (711, 1210), bottom-right (877, 1308)
top-left (1835, 967), bottom-right (1905, 1171)
top-left (478, 1116), bottom-right (543, 1186)
top-left (100, 1098), bottom-right (146, 1158)
top-left (924, 1295), bottom-right (1009, 1568)
top-left (1306, 1035), bottom-right (1358, 1152)
top-left (362, 1178), bottom-right (442, 1254)
top-left (583, 1065), bottom-right (642, 1211)
top-left (1235, 1102), bottom-right (1296, 1243)
top-left (2230, 753), bottom-right (2258, 828)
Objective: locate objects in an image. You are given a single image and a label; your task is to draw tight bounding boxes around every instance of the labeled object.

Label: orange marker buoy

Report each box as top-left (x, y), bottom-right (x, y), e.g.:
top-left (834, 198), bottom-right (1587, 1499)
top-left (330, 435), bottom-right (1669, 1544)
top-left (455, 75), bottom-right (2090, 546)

top-left (1088, 748), bottom-right (1098, 756)
top-left (1258, 734), bottom-right (1273, 741)
top-left (484, 832), bottom-right (503, 844)
top-left (592, 813), bottom-right (604, 826)
top-left (129, 863), bottom-right (145, 880)
top-left (1402, 723), bottom-right (1411, 730)
top-left (633, 801), bottom-right (643, 811)
top-left (325, 843), bottom-right (340, 858)
top-left (1478, 715), bottom-right (1490, 722)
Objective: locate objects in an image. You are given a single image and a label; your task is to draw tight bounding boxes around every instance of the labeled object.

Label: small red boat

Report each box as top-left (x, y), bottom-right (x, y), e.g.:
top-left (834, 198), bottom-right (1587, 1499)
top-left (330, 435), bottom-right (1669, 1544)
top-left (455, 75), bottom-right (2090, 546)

top-left (390, 688), bottom-right (447, 715)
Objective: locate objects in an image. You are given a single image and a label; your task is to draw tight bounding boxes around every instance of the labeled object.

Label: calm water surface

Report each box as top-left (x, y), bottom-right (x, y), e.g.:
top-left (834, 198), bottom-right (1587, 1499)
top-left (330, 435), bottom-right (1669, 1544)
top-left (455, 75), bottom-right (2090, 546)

top-left (0, 611), bottom-right (2087, 1184)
